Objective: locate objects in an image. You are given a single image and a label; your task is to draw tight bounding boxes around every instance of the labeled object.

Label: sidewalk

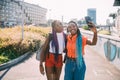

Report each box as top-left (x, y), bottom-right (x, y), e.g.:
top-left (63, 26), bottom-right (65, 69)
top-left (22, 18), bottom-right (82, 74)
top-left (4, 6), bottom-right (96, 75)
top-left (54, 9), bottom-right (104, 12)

top-left (0, 46), bottom-right (120, 80)
top-left (84, 46), bottom-right (120, 80)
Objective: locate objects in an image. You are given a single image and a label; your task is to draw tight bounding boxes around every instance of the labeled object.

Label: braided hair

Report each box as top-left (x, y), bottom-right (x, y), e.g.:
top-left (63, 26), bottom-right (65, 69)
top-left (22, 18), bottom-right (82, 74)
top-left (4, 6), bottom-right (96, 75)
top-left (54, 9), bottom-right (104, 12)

top-left (68, 21), bottom-right (83, 68)
top-left (51, 20), bottom-right (59, 61)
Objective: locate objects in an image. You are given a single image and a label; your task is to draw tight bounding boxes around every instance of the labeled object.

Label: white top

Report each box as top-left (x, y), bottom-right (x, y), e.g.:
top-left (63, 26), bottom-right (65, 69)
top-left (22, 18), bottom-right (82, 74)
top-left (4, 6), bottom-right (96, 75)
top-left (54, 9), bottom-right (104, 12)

top-left (49, 32), bottom-right (65, 54)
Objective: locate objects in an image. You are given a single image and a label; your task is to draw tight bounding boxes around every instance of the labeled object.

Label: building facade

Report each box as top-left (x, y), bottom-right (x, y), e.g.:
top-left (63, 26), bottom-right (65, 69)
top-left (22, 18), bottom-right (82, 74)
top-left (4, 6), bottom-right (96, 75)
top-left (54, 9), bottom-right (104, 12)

top-left (0, 0), bottom-right (47, 27)
top-left (87, 8), bottom-right (96, 24)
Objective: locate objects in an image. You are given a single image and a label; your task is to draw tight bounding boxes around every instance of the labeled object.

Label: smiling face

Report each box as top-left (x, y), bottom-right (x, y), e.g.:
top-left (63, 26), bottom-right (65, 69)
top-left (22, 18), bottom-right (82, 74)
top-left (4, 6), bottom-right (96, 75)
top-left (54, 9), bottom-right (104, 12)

top-left (67, 22), bottom-right (78, 36)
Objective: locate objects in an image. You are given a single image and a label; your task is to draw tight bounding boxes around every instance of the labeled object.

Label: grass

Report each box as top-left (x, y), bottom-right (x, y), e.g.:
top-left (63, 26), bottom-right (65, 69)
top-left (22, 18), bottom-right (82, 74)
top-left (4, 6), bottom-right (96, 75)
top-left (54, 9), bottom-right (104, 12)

top-left (98, 30), bottom-right (111, 35)
top-left (0, 26), bottom-right (51, 64)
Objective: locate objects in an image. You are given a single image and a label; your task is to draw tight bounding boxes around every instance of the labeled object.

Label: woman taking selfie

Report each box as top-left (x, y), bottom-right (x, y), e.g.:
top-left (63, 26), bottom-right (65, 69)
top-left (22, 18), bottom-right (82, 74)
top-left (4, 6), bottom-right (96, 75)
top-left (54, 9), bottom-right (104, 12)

top-left (64, 21), bottom-right (97, 80)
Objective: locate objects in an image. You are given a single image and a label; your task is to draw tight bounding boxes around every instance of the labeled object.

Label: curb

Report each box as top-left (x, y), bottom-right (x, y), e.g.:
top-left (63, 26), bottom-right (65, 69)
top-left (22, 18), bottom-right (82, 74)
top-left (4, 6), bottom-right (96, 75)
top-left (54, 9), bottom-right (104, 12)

top-left (0, 51), bottom-right (32, 71)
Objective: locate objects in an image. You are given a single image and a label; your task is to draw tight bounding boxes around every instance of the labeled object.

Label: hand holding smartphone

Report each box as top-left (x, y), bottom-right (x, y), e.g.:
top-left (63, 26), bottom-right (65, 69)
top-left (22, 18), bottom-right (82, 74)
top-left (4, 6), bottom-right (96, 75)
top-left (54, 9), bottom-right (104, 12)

top-left (85, 16), bottom-right (93, 28)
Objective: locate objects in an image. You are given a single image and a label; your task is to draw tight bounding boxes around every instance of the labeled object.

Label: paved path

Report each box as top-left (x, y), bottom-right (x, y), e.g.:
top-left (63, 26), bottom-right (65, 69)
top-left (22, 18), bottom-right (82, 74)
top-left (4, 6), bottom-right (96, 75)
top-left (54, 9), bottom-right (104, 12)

top-left (0, 46), bottom-right (120, 80)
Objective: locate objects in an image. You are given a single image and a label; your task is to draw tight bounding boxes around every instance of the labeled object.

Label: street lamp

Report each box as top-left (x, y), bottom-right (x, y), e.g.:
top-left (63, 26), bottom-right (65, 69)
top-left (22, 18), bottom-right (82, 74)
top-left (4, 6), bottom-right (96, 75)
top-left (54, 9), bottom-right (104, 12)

top-left (61, 15), bottom-right (63, 24)
top-left (49, 9), bottom-right (51, 26)
top-left (106, 19), bottom-right (111, 33)
top-left (21, 0), bottom-right (24, 40)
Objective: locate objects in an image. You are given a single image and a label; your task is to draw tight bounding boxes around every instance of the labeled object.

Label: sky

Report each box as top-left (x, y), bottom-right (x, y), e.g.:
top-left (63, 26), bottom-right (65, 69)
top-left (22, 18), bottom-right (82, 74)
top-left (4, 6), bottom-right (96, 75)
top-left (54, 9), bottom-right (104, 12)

top-left (24, 0), bottom-right (118, 25)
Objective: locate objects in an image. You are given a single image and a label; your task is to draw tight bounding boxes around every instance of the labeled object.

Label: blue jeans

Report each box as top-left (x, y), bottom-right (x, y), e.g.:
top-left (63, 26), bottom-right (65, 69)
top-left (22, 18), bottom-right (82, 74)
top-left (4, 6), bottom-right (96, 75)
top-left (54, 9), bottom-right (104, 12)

top-left (64, 58), bottom-right (86, 80)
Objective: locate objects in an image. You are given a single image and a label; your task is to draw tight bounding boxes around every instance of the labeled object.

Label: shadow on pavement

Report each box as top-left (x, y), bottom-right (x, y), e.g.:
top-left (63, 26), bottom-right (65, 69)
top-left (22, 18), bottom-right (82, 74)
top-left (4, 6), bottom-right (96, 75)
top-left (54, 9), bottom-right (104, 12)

top-left (0, 67), bottom-right (11, 80)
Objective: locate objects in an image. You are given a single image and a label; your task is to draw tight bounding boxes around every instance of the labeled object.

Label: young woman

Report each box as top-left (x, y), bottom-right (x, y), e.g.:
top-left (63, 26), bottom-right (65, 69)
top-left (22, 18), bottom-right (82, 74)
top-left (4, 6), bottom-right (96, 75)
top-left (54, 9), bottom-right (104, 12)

top-left (64, 21), bottom-right (97, 80)
top-left (39, 20), bottom-right (66, 80)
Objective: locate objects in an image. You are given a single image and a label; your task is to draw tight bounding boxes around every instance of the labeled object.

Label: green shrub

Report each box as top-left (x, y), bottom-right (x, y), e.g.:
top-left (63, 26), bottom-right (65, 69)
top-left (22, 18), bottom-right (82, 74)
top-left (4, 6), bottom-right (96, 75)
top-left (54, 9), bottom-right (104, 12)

top-left (0, 39), bottom-right (41, 64)
top-left (82, 26), bottom-right (89, 30)
top-left (0, 26), bottom-right (47, 64)
top-left (0, 56), bottom-right (9, 64)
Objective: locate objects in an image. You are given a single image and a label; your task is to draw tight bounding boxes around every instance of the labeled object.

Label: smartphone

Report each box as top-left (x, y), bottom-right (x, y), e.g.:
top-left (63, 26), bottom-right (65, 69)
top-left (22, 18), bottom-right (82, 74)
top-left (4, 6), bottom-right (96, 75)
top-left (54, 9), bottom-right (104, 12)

top-left (85, 16), bottom-right (93, 28)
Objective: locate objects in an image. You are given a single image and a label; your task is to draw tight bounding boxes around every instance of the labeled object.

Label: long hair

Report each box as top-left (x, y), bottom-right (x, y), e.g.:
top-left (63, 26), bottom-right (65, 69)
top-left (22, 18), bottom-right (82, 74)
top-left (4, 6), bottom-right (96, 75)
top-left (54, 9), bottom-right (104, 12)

top-left (68, 21), bottom-right (83, 68)
top-left (51, 20), bottom-right (59, 60)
